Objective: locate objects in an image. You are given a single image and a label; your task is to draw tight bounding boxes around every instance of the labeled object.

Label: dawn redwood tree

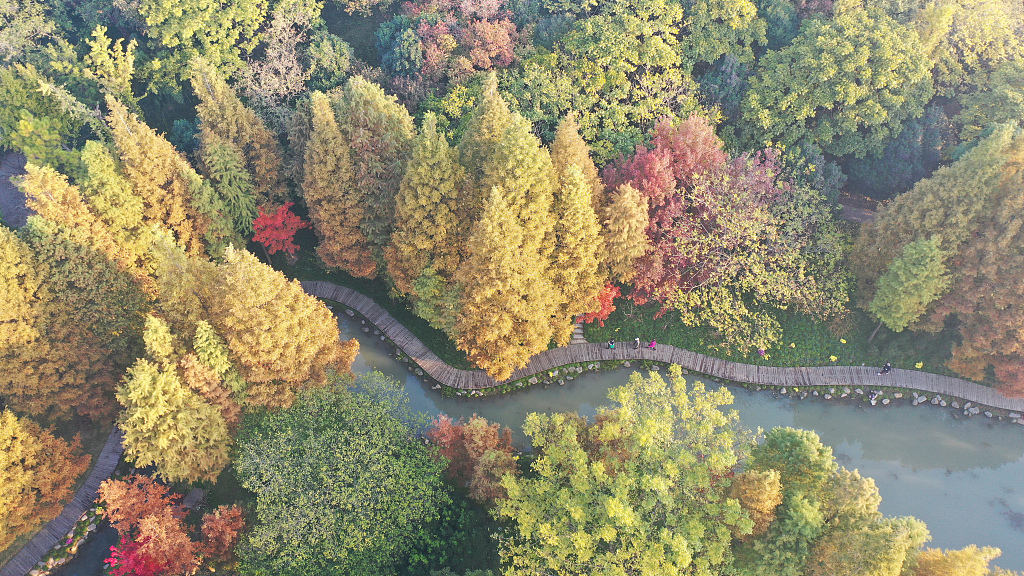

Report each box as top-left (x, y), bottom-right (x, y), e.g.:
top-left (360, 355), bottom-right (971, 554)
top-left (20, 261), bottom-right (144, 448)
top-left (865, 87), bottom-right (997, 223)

top-left (252, 202), bottom-right (309, 257)
top-left (1, 409), bottom-right (90, 545)
top-left (302, 91), bottom-right (375, 277)
top-left (598, 184), bottom-right (649, 283)
top-left (427, 414), bottom-right (518, 504)
top-left (868, 235), bottom-right (950, 340)
top-left (549, 112), bottom-right (604, 213)
top-left (197, 133), bottom-right (259, 234)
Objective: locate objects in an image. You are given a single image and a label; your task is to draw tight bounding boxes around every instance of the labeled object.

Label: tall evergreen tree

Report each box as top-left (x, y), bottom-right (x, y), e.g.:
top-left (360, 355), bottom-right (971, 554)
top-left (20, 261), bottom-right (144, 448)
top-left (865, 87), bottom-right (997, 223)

top-left (868, 235), bottom-right (950, 336)
top-left (198, 132), bottom-right (259, 234)
top-left (600, 183), bottom-right (650, 282)
top-left (455, 186), bottom-right (556, 380)
top-left (106, 96), bottom-right (210, 256)
top-left (386, 113), bottom-right (466, 330)
top-left (190, 58), bottom-right (287, 207)
top-left (456, 72), bottom-right (515, 223)
top-left (549, 165), bottom-right (604, 345)
top-left (303, 91), bottom-right (376, 277)
top-left (148, 230), bottom-right (221, 339)
top-left (335, 76), bottom-right (415, 256)
top-left (549, 112), bottom-right (604, 213)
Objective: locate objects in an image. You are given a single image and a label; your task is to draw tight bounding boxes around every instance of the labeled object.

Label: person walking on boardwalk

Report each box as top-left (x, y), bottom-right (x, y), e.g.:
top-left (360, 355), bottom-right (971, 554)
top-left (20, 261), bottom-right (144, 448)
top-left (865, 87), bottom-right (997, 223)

top-left (878, 362), bottom-right (892, 375)
top-left (647, 339), bottom-right (656, 350)
top-left (634, 337), bottom-right (640, 350)
top-left (608, 339), bottom-right (616, 349)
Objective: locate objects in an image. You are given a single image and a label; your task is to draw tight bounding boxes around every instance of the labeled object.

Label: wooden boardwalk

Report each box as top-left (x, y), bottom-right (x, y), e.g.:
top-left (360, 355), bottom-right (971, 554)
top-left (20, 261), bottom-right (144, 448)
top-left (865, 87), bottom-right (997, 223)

top-left (0, 428), bottom-right (124, 576)
top-left (305, 280), bottom-right (1024, 413)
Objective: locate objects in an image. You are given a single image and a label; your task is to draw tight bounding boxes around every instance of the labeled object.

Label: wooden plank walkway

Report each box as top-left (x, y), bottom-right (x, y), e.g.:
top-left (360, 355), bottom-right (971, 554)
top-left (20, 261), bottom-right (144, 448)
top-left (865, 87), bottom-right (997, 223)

top-left (303, 280), bottom-right (1024, 413)
top-left (0, 428), bottom-right (124, 576)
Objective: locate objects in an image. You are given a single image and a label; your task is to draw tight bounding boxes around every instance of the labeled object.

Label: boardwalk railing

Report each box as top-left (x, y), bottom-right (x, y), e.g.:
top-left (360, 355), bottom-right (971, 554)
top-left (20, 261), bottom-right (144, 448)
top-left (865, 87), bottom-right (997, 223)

top-left (304, 280), bottom-right (1024, 414)
top-left (0, 428), bottom-right (124, 576)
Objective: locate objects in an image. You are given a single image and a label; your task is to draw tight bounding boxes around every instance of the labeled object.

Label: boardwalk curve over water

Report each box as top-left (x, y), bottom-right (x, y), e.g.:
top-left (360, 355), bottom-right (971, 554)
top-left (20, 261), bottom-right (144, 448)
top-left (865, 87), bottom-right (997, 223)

top-left (303, 280), bottom-right (1024, 413)
top-left (0, 428), bottom-right (124, 576)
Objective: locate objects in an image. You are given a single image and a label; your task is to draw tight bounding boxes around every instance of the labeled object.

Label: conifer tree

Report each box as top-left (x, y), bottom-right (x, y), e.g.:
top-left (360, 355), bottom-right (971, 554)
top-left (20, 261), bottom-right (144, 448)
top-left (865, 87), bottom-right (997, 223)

top-left (1, 410), bottom-right (90, 545)
top-left (210, 246), bottom-right (354, 406)
top-left (106, 97), bottom-right (210, 256)
top-left (197, 132), bottom-right (259, 234)
top-left (335, 76), bottom-right (415, 254)
top-left (455, 186), bottom-right (556, 380)
top-left (550, 164), bottom-right (604, 345)
top-left (117, 357), bottom-right (231, 483)
top-left (79, 141), bottom-right (154, 281)
top-left (19, 163), bottom-right (155, 294)
top-left (550, 112), bottom-right (604, 213)
top-left (190, 58), bottom-right (287, 207)
top-left (386, 113), bottom-right (466, 329)
top-left (600, 183), bottom-right (650, 282)
top-left (456, 72), bottom-right (515, 222)
top-left (148, 230), bottom-right (221, 338)
top-left (0, 225), bottom-right (120, 419)
top-left (868, 235), bottom-right (950, 337)
top-left (303, 91), bottom-right (376, 277)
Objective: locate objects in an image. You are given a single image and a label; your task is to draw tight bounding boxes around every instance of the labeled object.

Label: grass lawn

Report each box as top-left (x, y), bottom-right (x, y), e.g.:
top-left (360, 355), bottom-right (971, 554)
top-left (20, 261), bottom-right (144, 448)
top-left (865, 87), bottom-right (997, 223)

top-left (583, 298), bottom-right (972, 380)
top-left (0, 417), bottom-right (115, 567)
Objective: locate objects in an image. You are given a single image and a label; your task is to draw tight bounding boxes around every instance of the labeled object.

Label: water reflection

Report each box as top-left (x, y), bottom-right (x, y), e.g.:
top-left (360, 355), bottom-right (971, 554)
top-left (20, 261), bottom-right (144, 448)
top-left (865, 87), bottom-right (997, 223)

top-left (339, 313), bottom-right (1024, 570)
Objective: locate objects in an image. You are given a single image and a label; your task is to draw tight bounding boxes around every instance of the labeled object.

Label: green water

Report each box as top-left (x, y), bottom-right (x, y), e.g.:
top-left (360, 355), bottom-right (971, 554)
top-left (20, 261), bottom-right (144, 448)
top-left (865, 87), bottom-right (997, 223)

top-left (341, 312), bottom-right (1024, 570)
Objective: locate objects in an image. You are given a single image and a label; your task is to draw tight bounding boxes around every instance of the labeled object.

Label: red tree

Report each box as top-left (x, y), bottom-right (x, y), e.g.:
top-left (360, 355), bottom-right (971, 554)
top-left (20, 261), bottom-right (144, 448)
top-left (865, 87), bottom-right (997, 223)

top-left (578, 283), bottom-right (621, 327)
top-left (108, 536), bottom-right (162, 576)
top-left (427, 414), bottom-right (518, 503)
top-left (252, 202), bottom-right (309, 256)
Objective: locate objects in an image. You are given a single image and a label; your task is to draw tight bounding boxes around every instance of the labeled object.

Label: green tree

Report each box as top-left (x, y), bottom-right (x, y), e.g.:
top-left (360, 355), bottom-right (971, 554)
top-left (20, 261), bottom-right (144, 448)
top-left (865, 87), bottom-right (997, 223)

top-left (335, 75), bottom-right (416, 256)
top-left (302, 90), bottom-right (375, 277)
top-left (955, 59), bottom-right (1024, 142)
top-left (868, 235), bottom-right (949, 338)
top-left (0, 0), bottom-right (55, 62)
top-left (190, 57), bottom-right (288, 207)
top-left (680, 0), bottom-right (767, 70)
top-left (497, 366), bottom-right (750, 576)
top-left (234, 372), bottom-right (449, 576)
top-left (197, 132), bottom-right (259, 234)
top-left (743, 7), bottom-right (933, 157)
top-left (138, 0), bottom-right (267, 78)
top-left (0, 410), bottom-right (90, 546)
top-left (386, 113), bottom-right (466, 331)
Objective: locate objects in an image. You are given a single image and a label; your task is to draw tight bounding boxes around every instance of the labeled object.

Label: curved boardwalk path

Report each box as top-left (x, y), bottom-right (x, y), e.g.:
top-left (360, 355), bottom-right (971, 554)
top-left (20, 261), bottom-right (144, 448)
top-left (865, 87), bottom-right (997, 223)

top-left (0, 429), bottom-right (123, 576)
top-left (303, 281), bottom-right (1024, 413)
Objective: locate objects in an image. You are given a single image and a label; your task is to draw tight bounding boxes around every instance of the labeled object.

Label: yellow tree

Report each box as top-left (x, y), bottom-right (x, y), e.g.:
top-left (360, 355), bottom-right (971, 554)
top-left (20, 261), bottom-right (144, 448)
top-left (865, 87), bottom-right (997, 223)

top-left (0, 410), bottom-right (90, 545)
top-left (914, 545), bottom-right (1003, 576)
top-left (190, 57), bottom-right (287, 207)
top-left (210, 246), bottom-right (355, 407)
top-left (600, 183), bottom-right (650, 282)
top-left (456, 72), bottom-right (515, 223)
top-left (386, 113), bottom-right (466, 330)
top-left (303, 91), bottom-right (375, 277)
top-left (19, 163), bottom-right (155, 294)
top-left (549, 112), bottom-right (604, 213)
top-left (550, 164), bottom-right (604, 345)
top-left (455, 186), bottom-right (556, 380)
top-left (106, 96), bottom-right (210, 256)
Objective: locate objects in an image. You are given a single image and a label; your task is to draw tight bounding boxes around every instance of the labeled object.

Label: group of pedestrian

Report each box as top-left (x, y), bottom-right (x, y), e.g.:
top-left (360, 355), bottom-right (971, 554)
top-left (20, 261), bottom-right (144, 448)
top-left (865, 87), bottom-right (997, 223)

top-left (608, 338), bottom-right (656, 350)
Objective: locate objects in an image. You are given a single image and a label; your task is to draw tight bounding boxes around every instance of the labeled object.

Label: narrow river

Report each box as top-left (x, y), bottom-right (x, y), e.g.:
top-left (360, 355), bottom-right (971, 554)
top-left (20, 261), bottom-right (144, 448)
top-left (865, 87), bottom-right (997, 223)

top-left (341, 313), bottom-right (1024, 570)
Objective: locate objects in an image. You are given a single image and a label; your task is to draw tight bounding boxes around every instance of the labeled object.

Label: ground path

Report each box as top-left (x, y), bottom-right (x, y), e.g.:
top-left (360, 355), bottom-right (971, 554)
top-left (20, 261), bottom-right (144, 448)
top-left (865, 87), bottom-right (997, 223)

top-left (304, 280), bottom-right (1024, 413)
top-left (0, 429), bottom-right (124, 576)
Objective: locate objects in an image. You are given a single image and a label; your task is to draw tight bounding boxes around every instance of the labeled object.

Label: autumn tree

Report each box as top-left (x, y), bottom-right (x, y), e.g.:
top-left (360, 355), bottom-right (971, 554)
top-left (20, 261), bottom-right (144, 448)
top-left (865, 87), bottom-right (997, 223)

top-left (252, 202), bottom-right (308, 257)
top-left (0, 225), bottom-right (119, 419)
top-left (190, 57), bottom-right (288, 206)
top-left (302, 90), bottom-right (375, 277)
top-left (105, 96), bottom-right (210, 256)
top-left (549, 164), bottom-right (604, 345)
top-left (456, 72), bottom-right (515, 220)
top-left (729, 469), bottom-right (784, 539)
top-left (599, 184), bottom-right (649, 282)
top-left (98, 474), bottom-right (184, 537)
top-left (210, 246), bottom-right (354, 405)
top-left (335, 75), bottom-right (415, 256)
top-left (200, 505), bottom-right (247, 563)
top-left (548, 112), bottom-right (603, 213)
top-left (914, 545), bottom-right (1003, 576)
top-left (742, 7), bottom-right (933, 157)
top-left (497, 367), bottom-right (750, 576)
top-left (386, 113), bottom-right (466, 330)
top-left (427, 414), bottom-right (518, 504)
top-left (1, 410), bottom-right (89, 545)
top-left (577, 283), bottom-right (621, 326)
